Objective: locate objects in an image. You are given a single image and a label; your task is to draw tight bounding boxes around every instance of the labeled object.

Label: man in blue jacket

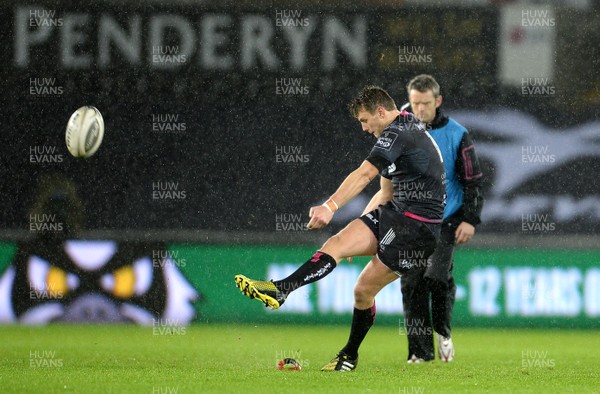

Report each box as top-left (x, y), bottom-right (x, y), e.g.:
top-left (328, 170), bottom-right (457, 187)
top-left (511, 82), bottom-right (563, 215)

top-left (401, 74), bottom-right (484, 363)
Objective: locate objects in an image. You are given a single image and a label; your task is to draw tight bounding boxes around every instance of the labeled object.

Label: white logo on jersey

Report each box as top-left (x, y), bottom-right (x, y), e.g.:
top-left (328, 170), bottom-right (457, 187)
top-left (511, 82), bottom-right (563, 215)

top-left (375, 131), bottom-right (398, 152)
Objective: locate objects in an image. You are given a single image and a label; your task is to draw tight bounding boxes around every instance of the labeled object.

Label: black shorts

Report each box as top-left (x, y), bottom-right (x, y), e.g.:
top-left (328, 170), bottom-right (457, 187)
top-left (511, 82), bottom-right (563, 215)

top-left (359, 202), bottom-right (440, 275)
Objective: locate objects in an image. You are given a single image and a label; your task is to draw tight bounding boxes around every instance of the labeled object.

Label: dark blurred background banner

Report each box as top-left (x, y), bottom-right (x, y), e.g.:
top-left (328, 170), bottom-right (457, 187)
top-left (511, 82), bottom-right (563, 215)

top-left (2, 242), bottom-right (599, 327)
top-left (1, 2), bottom-right (599, 236)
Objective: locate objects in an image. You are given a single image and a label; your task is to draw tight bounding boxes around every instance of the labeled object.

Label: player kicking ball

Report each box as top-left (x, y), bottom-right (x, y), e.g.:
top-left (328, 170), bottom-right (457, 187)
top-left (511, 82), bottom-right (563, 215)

top-left (235, 86), bottom-right (446, 371)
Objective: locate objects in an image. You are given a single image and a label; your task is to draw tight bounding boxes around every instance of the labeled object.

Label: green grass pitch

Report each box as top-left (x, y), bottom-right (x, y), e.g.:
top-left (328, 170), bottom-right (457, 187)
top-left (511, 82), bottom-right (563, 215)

top-left (1, 324), bottom-right (598, 393)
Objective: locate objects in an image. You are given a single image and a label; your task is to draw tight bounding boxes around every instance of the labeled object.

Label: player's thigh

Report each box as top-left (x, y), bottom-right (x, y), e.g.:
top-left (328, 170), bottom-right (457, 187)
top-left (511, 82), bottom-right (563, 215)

top-left (320, 219), bottom-right (378, 261)
top-left (354, 255), bottom-right (399, 299)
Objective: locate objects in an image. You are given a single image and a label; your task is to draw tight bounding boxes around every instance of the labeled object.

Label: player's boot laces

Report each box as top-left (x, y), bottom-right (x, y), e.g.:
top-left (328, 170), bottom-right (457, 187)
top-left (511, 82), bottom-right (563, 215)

top-left (320, 352), bottom-right (358, 372)
top-left (234, 274), bottom-right (286, 310)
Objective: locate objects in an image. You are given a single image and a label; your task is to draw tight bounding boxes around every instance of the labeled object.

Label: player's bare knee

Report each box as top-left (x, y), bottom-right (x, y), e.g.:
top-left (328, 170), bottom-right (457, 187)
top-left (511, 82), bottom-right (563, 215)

top-left (320, 234), bottom-right (343, 262)
top-left (353, 283), bottom-right (374, 306)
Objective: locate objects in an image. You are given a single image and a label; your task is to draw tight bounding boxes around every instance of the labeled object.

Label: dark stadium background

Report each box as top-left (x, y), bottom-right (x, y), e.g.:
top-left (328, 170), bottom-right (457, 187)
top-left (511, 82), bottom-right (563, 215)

top-left (1, 3), bottom-right (598, 238)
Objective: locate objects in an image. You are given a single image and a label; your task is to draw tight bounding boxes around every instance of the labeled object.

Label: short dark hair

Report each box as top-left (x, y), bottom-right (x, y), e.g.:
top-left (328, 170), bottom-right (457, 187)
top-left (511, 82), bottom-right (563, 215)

top-left (406, 74), bottom-right (441, 97)
top-left (348, 85), bottom-right (397, 118)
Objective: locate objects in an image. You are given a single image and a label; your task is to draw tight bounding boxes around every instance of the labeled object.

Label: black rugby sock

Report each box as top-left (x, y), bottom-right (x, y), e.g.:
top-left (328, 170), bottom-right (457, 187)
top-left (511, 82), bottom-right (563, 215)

top-left (273, 251), bottom-right (336, 295)
top-left (340, 303), bottom-right (377, 359)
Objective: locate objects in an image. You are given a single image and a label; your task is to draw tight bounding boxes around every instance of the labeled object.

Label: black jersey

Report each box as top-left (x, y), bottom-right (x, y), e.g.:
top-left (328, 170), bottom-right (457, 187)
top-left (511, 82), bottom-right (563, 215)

top-left (366, 111), bottom-right (446, 223)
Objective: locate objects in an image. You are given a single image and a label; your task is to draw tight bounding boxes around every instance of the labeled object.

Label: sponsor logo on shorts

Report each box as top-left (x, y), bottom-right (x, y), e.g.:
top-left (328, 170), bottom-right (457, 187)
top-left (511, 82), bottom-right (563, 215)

top-left (399, 250), bottom-right (430, 269)
top-left (365, 213), bottom-right (379, 224)
top-left (400, 259), bottom-right (412, 270)
top-left (380, 228), bottom-right (396, 246)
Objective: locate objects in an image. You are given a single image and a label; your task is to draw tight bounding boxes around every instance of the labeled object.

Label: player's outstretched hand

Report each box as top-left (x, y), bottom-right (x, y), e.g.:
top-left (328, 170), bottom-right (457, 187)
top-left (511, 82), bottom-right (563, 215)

top-left (307, 205), bottom-right (334, 230)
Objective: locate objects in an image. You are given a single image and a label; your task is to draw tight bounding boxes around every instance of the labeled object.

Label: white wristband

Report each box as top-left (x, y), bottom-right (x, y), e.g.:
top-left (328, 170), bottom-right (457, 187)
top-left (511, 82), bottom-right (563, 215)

top-left (324, 198), bottom-right (339, 213)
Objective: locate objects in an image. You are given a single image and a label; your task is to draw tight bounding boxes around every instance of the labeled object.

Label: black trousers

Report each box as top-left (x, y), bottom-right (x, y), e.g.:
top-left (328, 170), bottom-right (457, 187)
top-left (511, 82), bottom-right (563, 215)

top-left (400, 220), bottom-right (457, 360)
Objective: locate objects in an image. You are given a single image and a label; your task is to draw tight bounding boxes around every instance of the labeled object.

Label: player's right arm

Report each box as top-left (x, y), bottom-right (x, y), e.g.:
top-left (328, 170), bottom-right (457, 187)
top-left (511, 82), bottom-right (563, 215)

top-left (360, 176), bottom-right (393, 216)
top-left (307, 160), bottom-right (379, 229)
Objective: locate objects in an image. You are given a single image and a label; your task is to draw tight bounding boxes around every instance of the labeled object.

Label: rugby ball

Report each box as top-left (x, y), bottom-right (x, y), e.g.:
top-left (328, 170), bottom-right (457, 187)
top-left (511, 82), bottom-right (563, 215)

top-left (277, 358), bottom-right (302, 371)
top-left (65, 106), bottom-right (105, 158)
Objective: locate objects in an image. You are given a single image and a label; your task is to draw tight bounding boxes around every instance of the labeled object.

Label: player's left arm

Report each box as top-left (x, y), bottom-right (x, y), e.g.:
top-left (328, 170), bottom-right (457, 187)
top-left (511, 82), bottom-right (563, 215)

top-left (360, 176), bottom-right (393, 216)
top-left (455, 131), bottom-right (484, 244)
top-left (307, 160), bottom-right (379, 229)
